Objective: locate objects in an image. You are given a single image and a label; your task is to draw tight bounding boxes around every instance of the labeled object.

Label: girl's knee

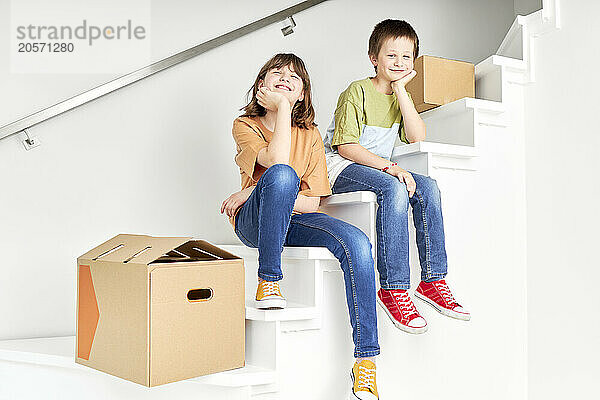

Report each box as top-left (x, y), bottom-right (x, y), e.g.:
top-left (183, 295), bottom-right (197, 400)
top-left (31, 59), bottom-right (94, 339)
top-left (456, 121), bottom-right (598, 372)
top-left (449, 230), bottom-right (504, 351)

top-left (262, 164), bottom-right (300, 193)
top-left (336, 227), bottom-right (374, 274)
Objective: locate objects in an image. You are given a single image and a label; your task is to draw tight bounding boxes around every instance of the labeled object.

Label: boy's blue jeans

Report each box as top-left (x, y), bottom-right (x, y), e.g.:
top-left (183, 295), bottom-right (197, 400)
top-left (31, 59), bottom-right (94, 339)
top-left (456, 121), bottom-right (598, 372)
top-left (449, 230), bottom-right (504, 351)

top-left (332, 163), bottom-right (448, 289)
top-left (235, 164), bottom-right (380, 358)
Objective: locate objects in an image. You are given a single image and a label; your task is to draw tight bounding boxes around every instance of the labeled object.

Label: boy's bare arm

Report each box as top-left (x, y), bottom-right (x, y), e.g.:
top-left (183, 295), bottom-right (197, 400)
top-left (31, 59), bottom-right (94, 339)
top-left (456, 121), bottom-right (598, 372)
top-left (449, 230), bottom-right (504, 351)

top-left (338, 143), bottom-right (391, 170)
top-left (337, 143), bottom-right (416, 198)
top-left (391, 71), bottom-right (426, 143)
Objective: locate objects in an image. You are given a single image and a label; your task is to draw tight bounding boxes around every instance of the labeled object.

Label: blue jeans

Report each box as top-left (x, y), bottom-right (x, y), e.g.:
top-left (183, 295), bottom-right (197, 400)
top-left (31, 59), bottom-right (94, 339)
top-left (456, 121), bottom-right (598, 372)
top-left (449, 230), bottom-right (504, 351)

top-left (332, 163), bottom-right (448, 290)
top-left (235, 164), bottom-right (380, 357)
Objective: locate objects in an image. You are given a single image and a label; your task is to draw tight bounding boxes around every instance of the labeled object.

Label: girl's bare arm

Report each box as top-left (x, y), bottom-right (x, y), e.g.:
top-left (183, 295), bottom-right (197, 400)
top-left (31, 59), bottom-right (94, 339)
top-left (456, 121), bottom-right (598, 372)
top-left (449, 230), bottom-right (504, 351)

top-left (256, 89), bottom-right (292, 167)
top-left (293, 194), bottom-right (321, 213)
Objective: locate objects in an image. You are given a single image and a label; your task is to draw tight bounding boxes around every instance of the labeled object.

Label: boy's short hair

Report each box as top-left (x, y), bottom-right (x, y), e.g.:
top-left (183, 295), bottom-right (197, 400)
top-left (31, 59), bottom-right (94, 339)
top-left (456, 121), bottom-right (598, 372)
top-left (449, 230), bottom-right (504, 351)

top-left (368, 19), bottom-right (419, 70)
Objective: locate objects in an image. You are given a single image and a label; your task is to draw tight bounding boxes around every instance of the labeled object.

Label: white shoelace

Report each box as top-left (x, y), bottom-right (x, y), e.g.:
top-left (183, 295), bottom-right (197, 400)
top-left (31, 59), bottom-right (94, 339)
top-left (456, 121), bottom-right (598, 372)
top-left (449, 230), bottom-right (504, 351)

top-left (434, 281), bottom-right (457, 306)
top-left (392, 291), bottom-right (418, 318)
top-left (261, 281), bottom-right (281, 297)
top-left (357, 366), bottom-right (376, 391)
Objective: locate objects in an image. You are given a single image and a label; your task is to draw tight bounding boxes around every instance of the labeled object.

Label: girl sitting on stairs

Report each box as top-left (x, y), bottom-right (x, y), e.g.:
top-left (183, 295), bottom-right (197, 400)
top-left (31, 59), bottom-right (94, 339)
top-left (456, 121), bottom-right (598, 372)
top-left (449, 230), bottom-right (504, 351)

top-left (221, 53), bottom-right (381, 399)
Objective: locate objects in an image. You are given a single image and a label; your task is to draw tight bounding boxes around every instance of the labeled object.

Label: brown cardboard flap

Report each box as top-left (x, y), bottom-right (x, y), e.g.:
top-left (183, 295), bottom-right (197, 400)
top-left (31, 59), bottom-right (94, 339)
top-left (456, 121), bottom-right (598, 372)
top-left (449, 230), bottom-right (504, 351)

top-left (79, 234), bottom-right (192, 264)
top-left (79, 234), bottom-right (145, 261)
top-left (173, 240), bottom-right (241, 261)
top-left (129, 237), bottom-right (194, 265)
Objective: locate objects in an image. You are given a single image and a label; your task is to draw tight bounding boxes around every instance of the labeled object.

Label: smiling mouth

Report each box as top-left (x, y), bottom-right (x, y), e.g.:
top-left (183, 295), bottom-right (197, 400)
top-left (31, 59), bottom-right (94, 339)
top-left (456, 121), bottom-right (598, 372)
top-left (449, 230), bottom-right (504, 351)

top-left (274, 84), bottom-right (292, 91)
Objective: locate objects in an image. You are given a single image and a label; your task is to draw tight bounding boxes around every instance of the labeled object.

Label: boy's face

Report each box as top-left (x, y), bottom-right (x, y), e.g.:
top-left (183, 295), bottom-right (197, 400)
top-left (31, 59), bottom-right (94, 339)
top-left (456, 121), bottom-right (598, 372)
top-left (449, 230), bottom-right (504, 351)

top-left (259, 64), bottom-right (305, 105)
top-left (370, 36), bottom-right (415, 82)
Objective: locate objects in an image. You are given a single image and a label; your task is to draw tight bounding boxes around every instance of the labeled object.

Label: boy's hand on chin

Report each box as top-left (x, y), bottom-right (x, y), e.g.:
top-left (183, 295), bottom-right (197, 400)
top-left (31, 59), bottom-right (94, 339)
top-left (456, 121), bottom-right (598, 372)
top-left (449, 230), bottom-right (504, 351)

top-left (391, 70), bottom-right (417, 92)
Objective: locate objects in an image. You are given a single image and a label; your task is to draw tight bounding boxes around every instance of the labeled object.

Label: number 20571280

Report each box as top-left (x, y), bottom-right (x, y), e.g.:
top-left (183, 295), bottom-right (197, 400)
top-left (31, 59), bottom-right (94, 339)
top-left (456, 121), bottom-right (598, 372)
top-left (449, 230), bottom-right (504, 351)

top-left (18, 42), bottom-right (74, 53)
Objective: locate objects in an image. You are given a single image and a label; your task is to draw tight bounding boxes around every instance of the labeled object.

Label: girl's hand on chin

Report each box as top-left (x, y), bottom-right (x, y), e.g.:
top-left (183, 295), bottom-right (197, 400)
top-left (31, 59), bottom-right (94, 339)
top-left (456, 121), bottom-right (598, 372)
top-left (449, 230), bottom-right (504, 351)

top-left (257, 87), bottom-right (289, 112)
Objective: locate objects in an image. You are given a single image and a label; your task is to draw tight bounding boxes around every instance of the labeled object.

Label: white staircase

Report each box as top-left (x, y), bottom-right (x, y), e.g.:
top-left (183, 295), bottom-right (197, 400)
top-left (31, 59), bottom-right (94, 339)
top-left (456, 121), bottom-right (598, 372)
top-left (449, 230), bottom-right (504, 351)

top-left (0, 2), bottom-right (561, 399)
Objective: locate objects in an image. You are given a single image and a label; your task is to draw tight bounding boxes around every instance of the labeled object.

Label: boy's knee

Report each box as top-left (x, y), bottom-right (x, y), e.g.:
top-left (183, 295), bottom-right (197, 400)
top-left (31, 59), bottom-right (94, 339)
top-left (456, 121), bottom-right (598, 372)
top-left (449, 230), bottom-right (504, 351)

top-left (383, 179), bottom-right (409, 210)
top-left (417, 175), bottom-right (442, 200)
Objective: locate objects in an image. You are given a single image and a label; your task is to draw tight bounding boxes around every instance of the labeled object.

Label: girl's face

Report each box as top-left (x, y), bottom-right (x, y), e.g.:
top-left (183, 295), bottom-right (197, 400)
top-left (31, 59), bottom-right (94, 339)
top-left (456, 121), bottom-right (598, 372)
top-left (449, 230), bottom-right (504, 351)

top-left (370, 36), bottom-right (415, 82)
top-left (259, 64), bottom-right (305, 106)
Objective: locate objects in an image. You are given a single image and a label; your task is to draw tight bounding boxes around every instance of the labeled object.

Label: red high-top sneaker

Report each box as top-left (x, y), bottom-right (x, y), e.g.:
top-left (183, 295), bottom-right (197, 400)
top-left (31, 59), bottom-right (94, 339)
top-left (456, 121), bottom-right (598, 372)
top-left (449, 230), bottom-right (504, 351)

top-left (415, 279), bottom-right (470, 321)
top-left (377, 288), bottom-right (427, 334)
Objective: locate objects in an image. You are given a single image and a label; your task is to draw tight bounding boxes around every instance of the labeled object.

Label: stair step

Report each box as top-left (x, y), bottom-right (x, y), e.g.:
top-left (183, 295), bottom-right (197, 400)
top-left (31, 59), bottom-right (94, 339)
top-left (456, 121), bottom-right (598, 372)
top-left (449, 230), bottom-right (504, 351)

top-left (320, 190), bottom-right (376, 206)
top-left (218, 244), bottom-right (336, 261)
top-left (525, 8), bottom-right (559, 35)
top-left (419, 97), bottom-right (505, 123)
top-left (476, 54), bottom-right (527, 77)
top-left (391, 142), bottom-right (478, 176)
top-left (392, 141), bottom-right (477, 159)
top-left (189, 364), bottom-right (275, 387)
top-left (246, 302), bottom-right (318, 321)
top-left (497, 15), bottom-right (526, 58)
top-left (0, 336), bottom-right (78, 370)
top-left (219, 245), bottom-right (334, 325)
top-left (0, 336), bottom-right (276, 388)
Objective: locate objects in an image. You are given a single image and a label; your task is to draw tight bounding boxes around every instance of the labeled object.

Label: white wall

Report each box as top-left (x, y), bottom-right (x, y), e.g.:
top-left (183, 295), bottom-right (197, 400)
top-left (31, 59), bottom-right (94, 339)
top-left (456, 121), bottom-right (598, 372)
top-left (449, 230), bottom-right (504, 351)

top-left (522, 1), bottom-right (600, 398)
top-left (0, 0), bottom-right (516, 339)
top-left (514, 0), bottom-right (542, 15)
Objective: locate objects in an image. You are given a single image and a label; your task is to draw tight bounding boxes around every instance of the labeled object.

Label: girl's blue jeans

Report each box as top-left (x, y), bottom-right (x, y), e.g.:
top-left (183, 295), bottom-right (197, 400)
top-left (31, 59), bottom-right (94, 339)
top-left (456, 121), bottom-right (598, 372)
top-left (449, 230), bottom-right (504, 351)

top-left (235, 164), bottom-right (380, 358)
top-left (332, 163), bottom-right (448, 289)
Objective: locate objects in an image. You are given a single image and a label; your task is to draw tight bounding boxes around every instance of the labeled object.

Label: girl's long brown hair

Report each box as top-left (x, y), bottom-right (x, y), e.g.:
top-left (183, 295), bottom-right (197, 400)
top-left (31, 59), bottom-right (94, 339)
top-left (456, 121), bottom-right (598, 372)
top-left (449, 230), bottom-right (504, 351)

top-left (241, 53), bottom-right (316, 130)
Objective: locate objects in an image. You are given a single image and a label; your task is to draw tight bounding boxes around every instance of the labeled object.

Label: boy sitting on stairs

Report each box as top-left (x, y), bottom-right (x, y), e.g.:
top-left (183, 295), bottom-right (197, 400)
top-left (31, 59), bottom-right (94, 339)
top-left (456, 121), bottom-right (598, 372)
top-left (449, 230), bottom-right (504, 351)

top-left (322, 19), bottom-right (471, 398)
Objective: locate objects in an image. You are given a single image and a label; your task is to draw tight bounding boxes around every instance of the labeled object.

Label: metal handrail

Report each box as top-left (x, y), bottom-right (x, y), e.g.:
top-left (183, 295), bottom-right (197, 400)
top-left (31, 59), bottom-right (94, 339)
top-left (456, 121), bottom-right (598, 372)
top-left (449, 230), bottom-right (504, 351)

top-left (0, 0), bottom-right (327, 142)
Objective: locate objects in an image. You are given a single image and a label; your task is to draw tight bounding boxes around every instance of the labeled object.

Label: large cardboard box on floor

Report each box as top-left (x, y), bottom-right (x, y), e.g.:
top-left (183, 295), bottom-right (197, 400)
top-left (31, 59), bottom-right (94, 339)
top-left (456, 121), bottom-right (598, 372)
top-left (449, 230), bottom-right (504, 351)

top-left (406, 55), bottom-right (475, 113)
top-left (76, 233), bottom-right (245, 387)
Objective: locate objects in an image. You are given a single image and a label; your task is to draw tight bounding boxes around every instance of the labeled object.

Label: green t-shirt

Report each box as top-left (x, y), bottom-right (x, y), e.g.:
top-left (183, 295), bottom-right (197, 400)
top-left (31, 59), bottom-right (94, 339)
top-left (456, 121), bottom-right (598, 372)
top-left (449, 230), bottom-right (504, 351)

top-left (323, 77), bottom-right (411, 187)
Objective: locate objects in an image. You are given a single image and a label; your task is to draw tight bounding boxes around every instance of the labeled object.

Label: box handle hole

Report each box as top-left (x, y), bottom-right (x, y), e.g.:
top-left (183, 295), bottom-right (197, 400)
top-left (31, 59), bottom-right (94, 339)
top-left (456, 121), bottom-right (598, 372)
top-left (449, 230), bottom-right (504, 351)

top-left (187, 288), bottom-right (213, 302)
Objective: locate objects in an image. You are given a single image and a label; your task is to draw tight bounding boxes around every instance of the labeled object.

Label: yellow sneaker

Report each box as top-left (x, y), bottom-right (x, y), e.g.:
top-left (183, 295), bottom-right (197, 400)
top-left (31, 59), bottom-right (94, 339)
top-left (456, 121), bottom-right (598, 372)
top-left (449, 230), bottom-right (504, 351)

top-left (254, 279), bottom-right (286, 309)
top-left (350, 359), bottom-right (378, 400)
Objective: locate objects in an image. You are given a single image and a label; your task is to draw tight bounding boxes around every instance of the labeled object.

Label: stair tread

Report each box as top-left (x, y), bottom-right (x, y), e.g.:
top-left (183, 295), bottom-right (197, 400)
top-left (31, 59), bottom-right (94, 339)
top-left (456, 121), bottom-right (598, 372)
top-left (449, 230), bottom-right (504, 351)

top-left (321, 190), bottom-right (377, 206)
top-left (391, 141), bottom-right (477, 158)
top-left (246, 302), bottom-right (319, 321)
top-left (217, 244), bottom-right (337, 261)
top-left (0, 336), bottom-right (275, 387)
top-left (497, 15), bottom-right (526, 56)
top-left (476, 54), bottom-right (527, 76)
top-left (189, 364), bottom-right (276, 387)
top-left (419, 97), bottom-right (504, 122)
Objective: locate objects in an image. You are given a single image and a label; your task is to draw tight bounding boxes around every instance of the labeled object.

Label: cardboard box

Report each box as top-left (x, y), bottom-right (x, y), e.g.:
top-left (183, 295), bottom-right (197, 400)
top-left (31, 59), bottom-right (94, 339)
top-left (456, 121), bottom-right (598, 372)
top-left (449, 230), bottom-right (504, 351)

top-left (76, 233), bottom-right (245, 387)
top-left (406, 55), bottom-right (475, 113)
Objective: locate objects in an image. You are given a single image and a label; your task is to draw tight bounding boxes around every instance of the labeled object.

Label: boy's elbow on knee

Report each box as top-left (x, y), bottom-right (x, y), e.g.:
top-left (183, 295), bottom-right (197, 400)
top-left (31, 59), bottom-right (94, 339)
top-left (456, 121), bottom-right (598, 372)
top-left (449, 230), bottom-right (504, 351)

top-left (337, 144), bottom-right (351, 158)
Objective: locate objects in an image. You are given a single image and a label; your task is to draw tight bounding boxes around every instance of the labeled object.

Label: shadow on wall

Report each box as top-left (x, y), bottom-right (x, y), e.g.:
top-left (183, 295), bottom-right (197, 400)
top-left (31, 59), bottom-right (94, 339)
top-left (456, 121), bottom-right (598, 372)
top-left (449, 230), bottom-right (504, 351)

top-left (514, 0), bottom-right (542, 16)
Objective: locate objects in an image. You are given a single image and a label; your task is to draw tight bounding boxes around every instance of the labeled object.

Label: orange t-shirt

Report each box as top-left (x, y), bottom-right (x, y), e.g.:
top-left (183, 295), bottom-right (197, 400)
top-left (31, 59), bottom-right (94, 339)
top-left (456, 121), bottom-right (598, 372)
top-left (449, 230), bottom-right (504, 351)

top-left (229, 116), bottom-right (332, 228)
